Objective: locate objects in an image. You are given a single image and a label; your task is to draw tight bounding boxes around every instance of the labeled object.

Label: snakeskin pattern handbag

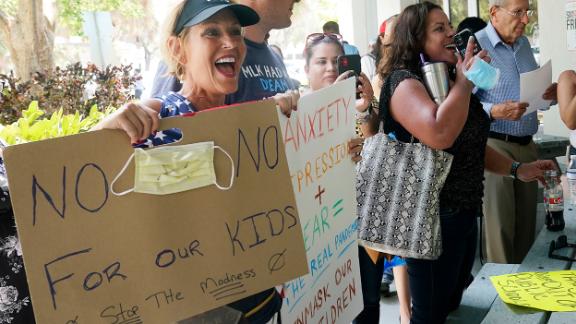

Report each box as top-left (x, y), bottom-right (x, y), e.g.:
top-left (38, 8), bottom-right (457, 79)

top-left (356, 133), bottom-right (453, 260)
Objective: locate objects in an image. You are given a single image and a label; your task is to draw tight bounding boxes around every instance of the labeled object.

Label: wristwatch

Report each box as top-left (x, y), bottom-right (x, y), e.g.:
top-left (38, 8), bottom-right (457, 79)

top-left (509, 161), bottom-right (522, 179)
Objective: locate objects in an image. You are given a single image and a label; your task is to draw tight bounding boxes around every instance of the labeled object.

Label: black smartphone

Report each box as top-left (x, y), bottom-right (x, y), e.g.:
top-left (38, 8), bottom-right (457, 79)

top-left (337, 55), bottom-right (362, 98)
top-left (453, 28), bottom-right (482, 57)
top-left (337, 54), bottom-right (361, 77)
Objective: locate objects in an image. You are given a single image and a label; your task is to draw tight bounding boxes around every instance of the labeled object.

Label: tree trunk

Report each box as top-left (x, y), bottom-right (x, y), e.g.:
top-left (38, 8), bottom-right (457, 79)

top-left (0, 0), bottom-right (54, 81)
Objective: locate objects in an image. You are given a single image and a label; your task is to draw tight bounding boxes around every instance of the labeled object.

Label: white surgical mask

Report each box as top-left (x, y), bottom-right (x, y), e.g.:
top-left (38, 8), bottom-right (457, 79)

top-left (111, 141), bottom-right (234, 196)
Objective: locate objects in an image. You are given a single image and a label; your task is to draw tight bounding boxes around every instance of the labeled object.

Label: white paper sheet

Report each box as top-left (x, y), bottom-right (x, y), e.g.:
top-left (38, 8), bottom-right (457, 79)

top-left (521, 60), bottom-right (553, 116)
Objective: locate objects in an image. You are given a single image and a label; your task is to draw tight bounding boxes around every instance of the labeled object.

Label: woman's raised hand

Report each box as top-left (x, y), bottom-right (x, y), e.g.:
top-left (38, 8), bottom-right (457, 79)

top-left (356, 72), bottom-right (375, 112)
top-left (455, 36), bottom-right (490, 89)
top-left (348, 137), bottom-right (364, 163)
top-left (335, 70), bottom-right (355, 83)
top-left (335, 71), bottom-right (374, 113)
top-left (93, 102), bottom-right (159, 144)
top-left (273, 89), bottom-right (300, 117)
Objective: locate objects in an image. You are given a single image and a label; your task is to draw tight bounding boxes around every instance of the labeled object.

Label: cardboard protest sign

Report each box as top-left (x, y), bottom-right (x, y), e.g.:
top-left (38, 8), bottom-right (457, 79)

top-left (3, 100), bottom-right (308, 323)
top-left (491, 271), bottom-right (576, 311)
top-left (279, 78), bottom-right (363, 323)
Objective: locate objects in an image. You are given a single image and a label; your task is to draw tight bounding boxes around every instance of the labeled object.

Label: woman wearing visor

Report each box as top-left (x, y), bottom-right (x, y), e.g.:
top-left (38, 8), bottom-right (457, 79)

top-left (94, 0), bottom-right (286, 322)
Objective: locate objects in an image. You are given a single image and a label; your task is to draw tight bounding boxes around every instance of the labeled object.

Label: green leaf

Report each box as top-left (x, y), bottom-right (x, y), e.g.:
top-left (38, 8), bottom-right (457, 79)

top-left (55, 0), bottom-right (144, 35)
top-left (21, 101), bottom-right (44, 126)
top-left (0, 103), bottom-right (117, 145)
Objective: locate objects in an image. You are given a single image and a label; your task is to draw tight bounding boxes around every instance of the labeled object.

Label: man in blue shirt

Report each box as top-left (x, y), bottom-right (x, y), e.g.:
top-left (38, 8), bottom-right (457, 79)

top-left (322, 21), bottom-right (360, 55)
top-left (475, 0), bottom-right (557, 264)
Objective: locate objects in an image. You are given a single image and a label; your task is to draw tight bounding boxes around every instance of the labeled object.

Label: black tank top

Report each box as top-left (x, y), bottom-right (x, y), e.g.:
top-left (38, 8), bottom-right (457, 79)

top-left (378, 69), bottom-right (491, 211)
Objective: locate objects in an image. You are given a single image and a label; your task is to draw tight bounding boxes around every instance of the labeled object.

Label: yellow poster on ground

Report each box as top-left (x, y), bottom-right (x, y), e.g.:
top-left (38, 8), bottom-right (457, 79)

top-left (490, 270), bottom-right (576, 312)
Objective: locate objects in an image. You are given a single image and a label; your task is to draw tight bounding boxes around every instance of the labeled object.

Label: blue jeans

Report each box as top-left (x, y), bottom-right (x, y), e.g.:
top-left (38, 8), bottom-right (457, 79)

top-left (353, 246), bottom-right (384, 324)
top-left (382, 266), bottom-right (394, 284)
top-left (406, 207), bottom-right (478, 324)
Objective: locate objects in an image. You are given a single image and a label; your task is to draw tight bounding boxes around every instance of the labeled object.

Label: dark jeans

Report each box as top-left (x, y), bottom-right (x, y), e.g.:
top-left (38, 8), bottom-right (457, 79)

top-left (406, 207), bottom-right (478, 324)
top-left (353, 245), bottom-right (384, 324)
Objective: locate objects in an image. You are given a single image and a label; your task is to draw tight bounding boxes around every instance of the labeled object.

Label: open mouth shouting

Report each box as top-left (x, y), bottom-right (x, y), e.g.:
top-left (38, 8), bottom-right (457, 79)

top-left (215, 56), bottom-right (239, 78)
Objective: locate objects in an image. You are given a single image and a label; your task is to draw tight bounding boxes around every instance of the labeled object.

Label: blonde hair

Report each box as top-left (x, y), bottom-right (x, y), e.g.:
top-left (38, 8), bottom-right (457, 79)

top-left (160, 1), bottom-right (192, 80)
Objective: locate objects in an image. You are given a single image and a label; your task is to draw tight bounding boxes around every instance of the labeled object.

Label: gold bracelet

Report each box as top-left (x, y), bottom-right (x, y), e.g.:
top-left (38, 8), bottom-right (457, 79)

top-left (370, 96), bottom-right (379, 114)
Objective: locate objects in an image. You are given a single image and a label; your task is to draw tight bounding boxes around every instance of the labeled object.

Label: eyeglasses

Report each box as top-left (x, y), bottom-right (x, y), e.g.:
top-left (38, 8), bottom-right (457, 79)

top-left (548, 235), bottom-right (576, 262)
top-left (497, 7), bottom-right (535, 18)
top-left (305, 33), bottom-right (343, 46)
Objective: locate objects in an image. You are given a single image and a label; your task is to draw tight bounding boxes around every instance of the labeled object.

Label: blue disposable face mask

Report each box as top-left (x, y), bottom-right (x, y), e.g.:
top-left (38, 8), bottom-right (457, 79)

top-left (464, 58), bottom-right (500, 90)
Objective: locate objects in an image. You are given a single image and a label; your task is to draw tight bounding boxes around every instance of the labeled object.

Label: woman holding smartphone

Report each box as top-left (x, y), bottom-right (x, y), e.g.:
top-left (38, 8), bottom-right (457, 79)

top-left (303, 32), bottom-right (374, 111)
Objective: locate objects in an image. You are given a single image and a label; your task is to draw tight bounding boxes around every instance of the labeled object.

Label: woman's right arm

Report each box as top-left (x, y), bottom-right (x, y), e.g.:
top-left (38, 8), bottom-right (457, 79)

top-left (389, 41), bottom-right (483, 150)
top-left (92, 99), bottom-right (162, 143)
top-left (389, 75), bottom-right (473, 149)
top-left (558, 70), bottom-right (576, 130)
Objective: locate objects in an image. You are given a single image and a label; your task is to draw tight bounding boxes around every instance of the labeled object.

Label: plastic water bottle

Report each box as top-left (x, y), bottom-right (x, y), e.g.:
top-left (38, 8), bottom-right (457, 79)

top-left (544, 170), bottom-right (565, 232)
top-left (567, 155), bottom-right (576, 206)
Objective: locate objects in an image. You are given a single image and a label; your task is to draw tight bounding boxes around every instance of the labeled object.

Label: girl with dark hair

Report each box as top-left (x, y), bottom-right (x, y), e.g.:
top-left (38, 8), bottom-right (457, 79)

top-left (372, 14), bottom-right (398, 99)
top-left (365, 2), bottom-right (555, 323)
top-left (376, 15), bottom-right (398, 70)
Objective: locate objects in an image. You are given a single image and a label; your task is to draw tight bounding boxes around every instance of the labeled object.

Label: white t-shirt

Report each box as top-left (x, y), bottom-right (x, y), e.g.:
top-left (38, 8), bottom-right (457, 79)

top-left (361, 54), bottom-right (376, 81)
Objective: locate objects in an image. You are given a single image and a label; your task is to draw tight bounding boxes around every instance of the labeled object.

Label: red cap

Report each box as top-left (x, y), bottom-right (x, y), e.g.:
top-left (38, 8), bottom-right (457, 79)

top-left (379, 21), bottom-right (387, 35)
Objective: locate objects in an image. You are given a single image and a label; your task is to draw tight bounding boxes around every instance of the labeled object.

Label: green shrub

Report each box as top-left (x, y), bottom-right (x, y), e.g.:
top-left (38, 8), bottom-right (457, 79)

top-left (0, 63), bottom-right (135, 125)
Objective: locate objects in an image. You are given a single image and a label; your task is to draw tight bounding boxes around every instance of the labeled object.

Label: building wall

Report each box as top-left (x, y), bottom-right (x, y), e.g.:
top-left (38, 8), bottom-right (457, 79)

top-left (338, 0), bottom-right (372, 55)
top-left (539, 0), bottom-right (576, 137)
top-left (343, 0), bottom-right (418, 56)
top-left (377, 0), bottom-right (418, 32)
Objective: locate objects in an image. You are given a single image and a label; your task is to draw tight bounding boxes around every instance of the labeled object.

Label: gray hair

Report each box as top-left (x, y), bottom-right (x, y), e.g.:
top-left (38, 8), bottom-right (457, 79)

top-left (489, 0), bottom-right (507, 8)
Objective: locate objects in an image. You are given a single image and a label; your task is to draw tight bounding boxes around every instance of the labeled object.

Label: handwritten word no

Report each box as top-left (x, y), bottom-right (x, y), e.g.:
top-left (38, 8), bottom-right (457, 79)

top-left (32, 163), bottom-right (109, 226)
top-left (236, 126), bottom-right (279, 177)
